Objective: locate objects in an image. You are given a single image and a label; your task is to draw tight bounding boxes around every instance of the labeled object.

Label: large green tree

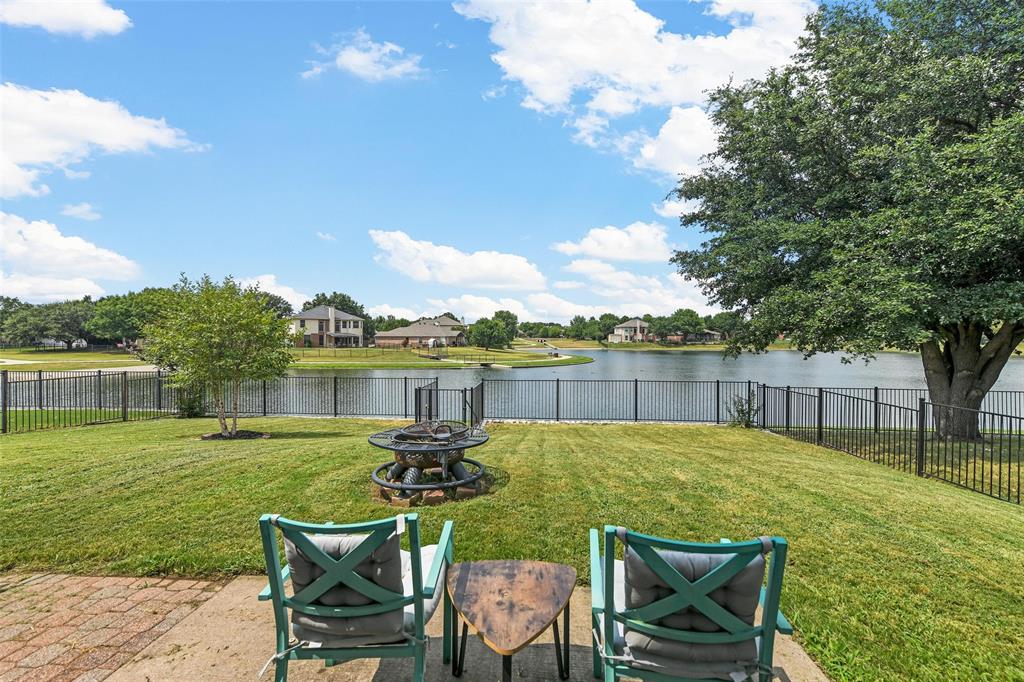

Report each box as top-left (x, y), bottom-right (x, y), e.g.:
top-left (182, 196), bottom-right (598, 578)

top-left (46, 299), bottom-right (95, 348)
top-left (492, 310), bottom-right (518, 347)
top-left (467, 317), bottom-right (507, 350)
top-left (672, 0), bottom-right (1024, 438)
top-left (2, 305), bottom-right (48, 347)
top-left (142, 276), bottom-right (292, 437)
top-left (87, 289), bottom-right (171, 344)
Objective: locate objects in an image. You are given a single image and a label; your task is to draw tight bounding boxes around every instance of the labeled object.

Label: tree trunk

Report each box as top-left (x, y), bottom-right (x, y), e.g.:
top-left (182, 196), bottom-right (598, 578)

top-left (213, 386), bottom-right (229, 437)
top-left (920, 322), bottom-right (1024, 441)
top-left (230, 380), bottom-right (239, 436)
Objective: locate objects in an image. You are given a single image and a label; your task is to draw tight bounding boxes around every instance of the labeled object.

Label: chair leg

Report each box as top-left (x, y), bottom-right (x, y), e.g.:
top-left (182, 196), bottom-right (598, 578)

top-left (443, 590), bottom-right (452, 664)
top-left (591, 613), bottom-right (601, 679)
top-left (603, 661), bottom-right (616, 682)
top-left (413, 643), bottom-right (425, 682)
top-left (274, 658), bottom-right (288, 682)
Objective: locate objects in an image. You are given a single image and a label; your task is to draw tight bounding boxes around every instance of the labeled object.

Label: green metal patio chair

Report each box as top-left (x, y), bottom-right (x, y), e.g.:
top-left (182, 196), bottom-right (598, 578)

top-left (590, 526), bottom-right (791, 682)
top-left (258, 513), bottom-right (454, 681)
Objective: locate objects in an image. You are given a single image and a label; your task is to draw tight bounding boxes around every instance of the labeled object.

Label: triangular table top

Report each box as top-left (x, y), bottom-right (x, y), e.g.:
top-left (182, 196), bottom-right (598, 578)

top-left (447, 560), bottom-right (577, 655)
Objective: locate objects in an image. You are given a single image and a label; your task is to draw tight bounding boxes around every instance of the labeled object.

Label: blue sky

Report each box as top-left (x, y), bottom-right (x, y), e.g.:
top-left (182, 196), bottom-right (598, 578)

top-left (1, 0), bottom-right (817, 322)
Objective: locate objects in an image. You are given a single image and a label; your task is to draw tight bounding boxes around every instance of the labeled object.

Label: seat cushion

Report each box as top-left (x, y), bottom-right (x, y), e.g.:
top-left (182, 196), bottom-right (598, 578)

top-left (598, 548), bottom-right (765, 675)
top-left (622, 547), bottom-right (765, 666)
top-left (291, 544), bottom-right (443, 648)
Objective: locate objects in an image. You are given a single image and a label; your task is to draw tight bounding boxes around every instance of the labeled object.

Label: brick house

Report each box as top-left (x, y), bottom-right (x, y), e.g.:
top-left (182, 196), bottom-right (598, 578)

top-left (374, 315), bottom-right (466, 348)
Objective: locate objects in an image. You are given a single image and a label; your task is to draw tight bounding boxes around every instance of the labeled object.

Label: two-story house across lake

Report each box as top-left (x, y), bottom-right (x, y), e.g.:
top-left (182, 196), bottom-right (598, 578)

top-left (289, 306), bottom-right (364, 347)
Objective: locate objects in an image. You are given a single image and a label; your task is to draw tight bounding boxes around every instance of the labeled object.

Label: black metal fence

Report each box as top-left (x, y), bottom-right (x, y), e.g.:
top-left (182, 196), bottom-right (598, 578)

top-left (2, 370), bottom-right (1020, 504)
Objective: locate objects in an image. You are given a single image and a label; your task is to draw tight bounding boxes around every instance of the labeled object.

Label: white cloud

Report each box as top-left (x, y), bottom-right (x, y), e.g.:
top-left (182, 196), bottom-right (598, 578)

top-left (0, 0), bottom-right (130, 38)
top-left (315, 231), bottom-right (336, 242)
top-left (239, 274), bottom-right (309, 311)
top-left (1, 211), bottom-right (139, 280)
top-left (369, 229), bottom-right (546, 290)
top-left (1, 83), bottom-right (204, 199)
top-left (524, 292), bottom-right (606, 320)
top-left (0, 211), bottom-right (139, 302)
top-left (0, 271), bottom-right (104, 301)
top-left (561, 259), bottom-right (716, 316)
top-left (552, 221), bottom-right (672, 262)
top-left (455, 0), bottom-right (813, 174)
top-left (367, 304), bottom-right (435, 320)
top-left (60, 202), bottom-right (101, 221)
top-left (632, 105), bottom-right (718, 176)
top-left (481, 84), bottom-right (507, 100)
top-left (302, 28), bottom-right (425, 82)
top-left (553, 280), bottom-right (585, 290)
top-left (652, 197), bottom-right (699, 218)
top-left (427, 294), bottom-right (531, 323)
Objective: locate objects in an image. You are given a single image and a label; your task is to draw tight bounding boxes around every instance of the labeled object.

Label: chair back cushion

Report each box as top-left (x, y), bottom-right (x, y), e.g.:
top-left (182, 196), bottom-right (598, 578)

top-left (623, 547), bottom-right (764, 664)
top-left (284, 532), bottom-right (404, 637)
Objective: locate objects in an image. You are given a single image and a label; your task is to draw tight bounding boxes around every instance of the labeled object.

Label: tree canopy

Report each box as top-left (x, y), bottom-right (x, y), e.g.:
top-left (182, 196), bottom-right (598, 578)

top-left (467, 317), bottom-right (507, 350)
top-left (142, 276), bottom-right (292, 437)
top-left (302, 292), bottom-right (374, 337)
top-left (671, 0), bottom-right (1024, 436)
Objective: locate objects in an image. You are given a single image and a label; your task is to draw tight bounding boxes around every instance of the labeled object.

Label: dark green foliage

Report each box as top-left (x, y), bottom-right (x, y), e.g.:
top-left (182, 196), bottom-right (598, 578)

top-left (467, 317), bottom-right (508, 349)
top-left (673, 0), bottom-right (1024, 434)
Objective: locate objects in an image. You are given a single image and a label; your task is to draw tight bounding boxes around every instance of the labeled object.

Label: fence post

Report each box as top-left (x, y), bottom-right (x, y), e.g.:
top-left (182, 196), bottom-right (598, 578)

top-left (37, 370), bottom-right (42, 411)
top-left (121, 371), bottom-right (128, 421)
top-left (873, 386), bottom-right (880, 433)
top-left (784, 386), bottom-right (791, 432)
top-left (1, 370), bottom-right (8, 434)
top-left (156, 370), bottom-right (162, 412)
top-left (715, 379), bottom-right (721, 424)
top-left (333, 375), bottom-right (339, 417)
top-left (634, 378), bottom-right (639, 422)
top-left (816, 387), bottom-right (824, 444)
top-left (404, 377), bottom-right (409, 419)
top-left (760, 383), bottom-right (767, 428)
top-left (96, 370), bottom-right (102, 411)
top-left (555, 378), bottom-right (560, 422)
top-left (462, 388), bottom-right (467, 425)
top-left (916, 398), bottom-right (926, 476)
top-left (262, 380), bottom-right (268, 416)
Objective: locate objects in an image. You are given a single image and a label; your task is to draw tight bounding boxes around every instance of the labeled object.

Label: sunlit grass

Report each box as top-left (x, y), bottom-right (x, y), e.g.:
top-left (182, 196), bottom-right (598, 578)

top-left (2, 418), bottom-right (1022, 679)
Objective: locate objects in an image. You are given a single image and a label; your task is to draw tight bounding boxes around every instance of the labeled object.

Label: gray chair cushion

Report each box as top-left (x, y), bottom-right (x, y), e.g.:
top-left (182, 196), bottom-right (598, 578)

top-left (290, 542), bottom-right (443, 648)
top-left (621, 547), bottom-right (765, 674)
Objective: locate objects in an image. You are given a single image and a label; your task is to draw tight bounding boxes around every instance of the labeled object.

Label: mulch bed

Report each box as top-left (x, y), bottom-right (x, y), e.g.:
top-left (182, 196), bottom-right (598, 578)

top-left (199, 431), bottom-right (270, 441)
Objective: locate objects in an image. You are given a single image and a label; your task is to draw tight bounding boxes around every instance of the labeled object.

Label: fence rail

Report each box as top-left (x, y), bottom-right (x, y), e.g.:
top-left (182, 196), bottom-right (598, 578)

top-left (2, 370), bottom-right (1020, 504)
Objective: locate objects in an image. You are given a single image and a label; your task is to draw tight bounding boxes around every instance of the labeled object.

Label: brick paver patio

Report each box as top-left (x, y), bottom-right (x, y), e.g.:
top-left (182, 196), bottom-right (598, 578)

top-left (0, 574), bottom-right (221, 682)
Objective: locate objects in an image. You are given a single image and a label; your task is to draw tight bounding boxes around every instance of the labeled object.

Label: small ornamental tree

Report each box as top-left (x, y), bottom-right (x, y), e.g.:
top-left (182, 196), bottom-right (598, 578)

top-left (142, 275), bottom-right (292, 437)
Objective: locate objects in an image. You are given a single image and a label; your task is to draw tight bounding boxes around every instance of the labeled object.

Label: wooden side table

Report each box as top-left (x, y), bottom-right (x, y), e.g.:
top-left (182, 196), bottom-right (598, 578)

top-left (447, 560), bottom-right (576, 681)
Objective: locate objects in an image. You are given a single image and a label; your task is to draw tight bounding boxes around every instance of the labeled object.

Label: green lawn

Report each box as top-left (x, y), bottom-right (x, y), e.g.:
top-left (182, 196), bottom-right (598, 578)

top-left (0, 348), bottom-right (146, 372)
top-left (2, 419), bottom-right (1022, 679)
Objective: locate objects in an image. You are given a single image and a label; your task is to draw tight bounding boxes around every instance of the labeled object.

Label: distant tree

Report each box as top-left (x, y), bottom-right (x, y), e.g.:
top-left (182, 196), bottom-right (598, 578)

top-left (47, 299), bottom-right (95, 349)
top-left (468, 317), bottom-right (507, 350)
top-left (2, 306), bottom-right (48, 347)
top-left (260, 293), bottom-right (293, 318)
top-left (583, 319), bottom-right (602, 340)
top-left (568, 315), bottom-right (588, 340)
top-left (670, 308), bottom-right (704, 336)
top-left (671, 0), bottom-right (1024, 438)
top-left (648, 316), bottom-right (676, 343)
top-left (373, 315), bottom-right (411, 332)
top-left (87, 295), bottom-right (137, 344)
top-left (0, 296), bottom-right (25, 337)
top-left (707, 311), bottom-right (745, 339)
top-left (142, 276), bottom-right (292, 438)
top-left (597, 313), bottom-right (621, 339)
top-left (302, 291), bottom-right (374, 338)
top-left (492, 310), bottom-right (518, 347)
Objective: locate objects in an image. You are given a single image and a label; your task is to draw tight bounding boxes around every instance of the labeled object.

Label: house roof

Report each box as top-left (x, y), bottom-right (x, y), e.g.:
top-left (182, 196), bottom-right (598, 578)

top-left (615, 318), bottom-right (648, 328)
top-left (424, 315), bottom-right (462, 326)
top-left (292, 305), bottom-right (363, 321)
top-left (375, 319), bottom-right (467, 338)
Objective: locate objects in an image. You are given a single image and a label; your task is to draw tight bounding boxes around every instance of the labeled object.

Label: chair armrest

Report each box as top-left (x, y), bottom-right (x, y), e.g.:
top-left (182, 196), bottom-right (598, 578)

top-left (759, 587), bottom-right (793, 635)
top-left (258, 565), bottom-right (290, 601)
top-left (590, 528), bottom-right (603, 611)
top-left (422, 520), bottom-right (455, 598)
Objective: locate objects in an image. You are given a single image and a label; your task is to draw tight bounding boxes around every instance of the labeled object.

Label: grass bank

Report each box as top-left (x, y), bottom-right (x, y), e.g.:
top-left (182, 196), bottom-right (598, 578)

top-left (2, 418), bottom-right (1022, 679)
top-left (289, 346), bottom-right (592, 369)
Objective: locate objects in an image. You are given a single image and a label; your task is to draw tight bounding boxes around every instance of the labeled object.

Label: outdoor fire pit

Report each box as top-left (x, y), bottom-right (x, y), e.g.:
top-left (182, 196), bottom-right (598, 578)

top-left (369, 420), bottom-right (488, 506)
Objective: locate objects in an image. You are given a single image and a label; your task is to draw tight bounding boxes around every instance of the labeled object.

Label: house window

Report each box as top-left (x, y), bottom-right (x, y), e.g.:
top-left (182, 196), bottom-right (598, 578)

top-left (299, 320), bottom-right (305, 329)
top-left (353, 320), bottom-right (360, 328)
top-left (318, 320), bottom-right (327, 332)
top-left (335, 321), bottom-right (341, 332)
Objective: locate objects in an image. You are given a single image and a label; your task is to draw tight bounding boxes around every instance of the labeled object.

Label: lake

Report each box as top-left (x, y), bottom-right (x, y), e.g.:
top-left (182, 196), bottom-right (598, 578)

top-left (290, 348), bottom-right (1024, 391)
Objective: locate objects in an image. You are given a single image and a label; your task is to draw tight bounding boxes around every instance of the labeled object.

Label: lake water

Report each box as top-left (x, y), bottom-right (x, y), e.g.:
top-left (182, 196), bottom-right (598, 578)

top-left (290, 348), bottom-right (1024, 391)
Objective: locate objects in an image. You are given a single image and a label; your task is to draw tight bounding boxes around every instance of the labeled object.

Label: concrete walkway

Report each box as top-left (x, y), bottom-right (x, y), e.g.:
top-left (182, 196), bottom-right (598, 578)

top-left (111, 577), bottom-right (828, 681)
